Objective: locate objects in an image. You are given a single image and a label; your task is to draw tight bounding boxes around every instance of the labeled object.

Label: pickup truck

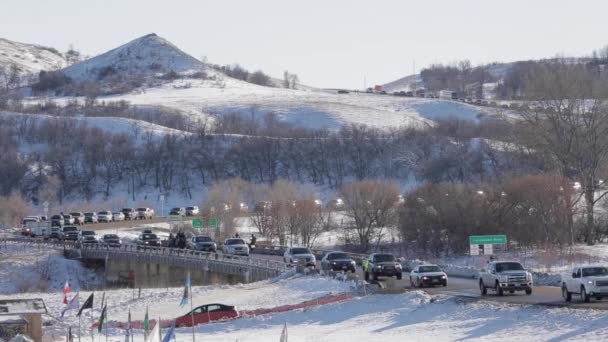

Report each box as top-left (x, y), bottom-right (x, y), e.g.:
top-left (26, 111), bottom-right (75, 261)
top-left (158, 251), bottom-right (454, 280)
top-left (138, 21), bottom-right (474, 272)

top-left (479, 261), bottom-right (533, 296)
top-left (561, 265), bottom-right (608, 302)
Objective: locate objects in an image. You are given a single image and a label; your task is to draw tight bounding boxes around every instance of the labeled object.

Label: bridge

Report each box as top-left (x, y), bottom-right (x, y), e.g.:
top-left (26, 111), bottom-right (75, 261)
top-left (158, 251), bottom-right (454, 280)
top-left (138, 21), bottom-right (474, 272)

top-left (0, 238), bottom-right (290, 283)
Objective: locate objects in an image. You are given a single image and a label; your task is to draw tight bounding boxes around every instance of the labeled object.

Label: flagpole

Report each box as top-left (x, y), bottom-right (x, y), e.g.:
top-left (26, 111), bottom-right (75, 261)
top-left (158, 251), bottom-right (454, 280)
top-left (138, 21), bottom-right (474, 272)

top-left (105, 305), bottom-right (108, 342)
top-left (189, 271), bottom-right (195, 342)
top-left (78, 314), bottom-right (81, 342)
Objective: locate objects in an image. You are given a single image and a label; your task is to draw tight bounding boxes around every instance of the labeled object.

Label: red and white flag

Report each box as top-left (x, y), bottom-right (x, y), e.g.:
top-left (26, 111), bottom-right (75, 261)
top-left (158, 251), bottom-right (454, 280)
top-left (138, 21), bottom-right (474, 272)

top-left (63, 281), bottom-right (71, 304)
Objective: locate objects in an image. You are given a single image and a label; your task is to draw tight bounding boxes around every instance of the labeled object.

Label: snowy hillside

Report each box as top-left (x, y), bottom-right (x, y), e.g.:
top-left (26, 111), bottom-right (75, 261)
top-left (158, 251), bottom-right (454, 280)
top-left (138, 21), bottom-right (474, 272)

top-left (61, 33), bottom-right (206, 81)
top-left (382, 73), bottom-right (421, 93)
top-left (0, 37), bottom-right (66, 75)
top-left (97, 77), bottom-right (489, 130)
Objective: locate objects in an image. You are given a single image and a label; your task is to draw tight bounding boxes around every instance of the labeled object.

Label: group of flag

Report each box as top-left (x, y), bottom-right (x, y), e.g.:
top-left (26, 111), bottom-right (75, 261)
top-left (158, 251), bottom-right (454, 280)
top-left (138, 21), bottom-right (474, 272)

top-left (60, 273), bottom-right (289, 341)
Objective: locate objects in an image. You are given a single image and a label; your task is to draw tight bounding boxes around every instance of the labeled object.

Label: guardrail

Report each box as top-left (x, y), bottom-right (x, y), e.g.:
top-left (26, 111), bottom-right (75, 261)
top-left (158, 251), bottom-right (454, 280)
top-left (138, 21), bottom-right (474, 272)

top-left (0, 237), bottom-right (288, 279)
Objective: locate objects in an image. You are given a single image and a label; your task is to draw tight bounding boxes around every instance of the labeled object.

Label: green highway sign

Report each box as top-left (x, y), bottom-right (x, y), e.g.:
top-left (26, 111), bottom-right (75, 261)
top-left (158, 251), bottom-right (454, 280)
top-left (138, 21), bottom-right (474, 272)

top-left (469, 235), bottom-right (507, 245)
top-left (209, 217), bottom-right (218, 228)
top-left (192, 218), bottom-right (202, 229)
top-left (168, 215), bottom-right (182, 222)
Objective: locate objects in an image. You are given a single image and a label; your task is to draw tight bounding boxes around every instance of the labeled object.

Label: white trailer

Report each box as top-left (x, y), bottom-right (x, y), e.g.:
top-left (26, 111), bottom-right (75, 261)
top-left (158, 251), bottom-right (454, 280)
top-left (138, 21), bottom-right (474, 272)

top-left (439, 90), bottom-right (457, 100)
top-left (28, 222), bottom-right (50, 238)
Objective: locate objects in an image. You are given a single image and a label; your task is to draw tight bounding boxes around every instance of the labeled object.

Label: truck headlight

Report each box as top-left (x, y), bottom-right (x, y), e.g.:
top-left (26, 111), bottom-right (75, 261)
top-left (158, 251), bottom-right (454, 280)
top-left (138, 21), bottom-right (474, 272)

top-left (498, 275), bottom-right (508, 282)
top-left (422, 276), bottom-right (429, 280)
top-left (350, 261), bottom-right (356, 265)
top-left (396, 264), bottom-right (402, 269)
top-left (441, 275), bottom-right (447, 279)
top-left (588, 280), bottom-right (594, 285)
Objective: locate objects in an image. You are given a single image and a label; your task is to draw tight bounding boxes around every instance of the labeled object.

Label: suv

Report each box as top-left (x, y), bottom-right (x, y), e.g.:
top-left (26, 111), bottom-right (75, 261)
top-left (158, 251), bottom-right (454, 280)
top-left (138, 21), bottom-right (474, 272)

top-left (51, 214), bottom-right (64, 227)
top-left (189, 236), bottom-right (217, 252)
top-left (284, 247), bottom-right (316, 267)
top-left (97, 211), bottom-right (113, 223)
top-left (479, 261), bottom-right (533, 296)
top-left (63, 214), bottom-right (75, 226)
top-left (136, 207), bottom-right (154, 220)
top-left (222, 238), bottom-right (249, 256)
top-left (78, 230), bottom-right (97, 242)
top-left (562, 265), bottom-right (608, 302)
top-left (102, 234), bottom-right (121, 247)
top-left (121, 208), bottom-right (136, 220)
top-left (62, 226), bottom-right (79, 241)
top-left (185, 206), bottom-right (199, 216)
top-left (70, 212), bottom-right (85, 225)
top-left (321, 251), bottom-right (355, 272)
top-left (84, 212), bottom-right (98, 224)
top-left (49, 227), bottom-right (64, 240)
top-left (364, 253), bottom-right (402, 281)
top-left (137, 232), bottom-right (160, 248)
top-left (170, 207), bottom-right (186, 216)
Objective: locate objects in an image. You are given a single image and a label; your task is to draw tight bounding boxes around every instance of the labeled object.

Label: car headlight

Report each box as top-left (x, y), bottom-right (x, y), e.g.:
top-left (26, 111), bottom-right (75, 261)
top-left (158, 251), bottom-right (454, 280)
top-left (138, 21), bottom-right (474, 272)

top-left (331, 262), bottom-right (337, 265)
top-left (396, 264), bottom-right (402, 269)
top-left (526, 273), bottom-right (532, 281)
top-left (498, 275), bottom-right (508, 282)
top-left (350, 261), bottom-right (356, 265)
top-left (588, 280), bottom-right (594, 285)
top-left (422, 276), bottom-right (429, 280)
top-left (441, 275), bottom-right (447, 279)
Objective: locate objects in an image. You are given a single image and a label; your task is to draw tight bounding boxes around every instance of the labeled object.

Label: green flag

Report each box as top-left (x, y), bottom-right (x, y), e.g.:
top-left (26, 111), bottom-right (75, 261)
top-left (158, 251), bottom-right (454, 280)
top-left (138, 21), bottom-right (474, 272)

top-left (143, 305), bottom-right (149, 334)
top-left (97, 305), bottom-right (107, 333)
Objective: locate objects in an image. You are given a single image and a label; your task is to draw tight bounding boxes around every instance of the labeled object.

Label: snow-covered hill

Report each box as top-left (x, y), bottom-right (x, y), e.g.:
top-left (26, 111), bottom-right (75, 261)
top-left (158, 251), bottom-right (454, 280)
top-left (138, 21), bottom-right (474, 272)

top-left (61, 33), bottom-right (207, 81)
top-left (0, 37), bottom-right (66, 76)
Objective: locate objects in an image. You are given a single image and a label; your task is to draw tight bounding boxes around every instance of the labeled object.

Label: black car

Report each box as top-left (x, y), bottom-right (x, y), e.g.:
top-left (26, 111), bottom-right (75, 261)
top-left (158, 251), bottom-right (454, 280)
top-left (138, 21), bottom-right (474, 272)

top-left (84, 212), bottom-right (98, 224)
top-left (169, 207), bottom-right (186, 216)
top-left (189, 236), bottom-right (217, 252)
top-left (102, 234), bottom-right (121, 247)
top-left (81, 236), bottom-right (98, 244)
top-left (365, 253), bottom-right (403, 281)
top-left (121, 208), bottom-right (135, 220)
top-left (321, 252), bottom-right (356, 273)
top-left (51, 214), bottom-right (64, 227)
top-left (137, 233), bottom-right (160, 248)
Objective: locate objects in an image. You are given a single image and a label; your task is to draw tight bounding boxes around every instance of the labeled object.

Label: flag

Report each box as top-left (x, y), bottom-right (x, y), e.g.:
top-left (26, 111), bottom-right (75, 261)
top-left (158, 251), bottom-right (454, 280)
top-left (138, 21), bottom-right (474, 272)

top-left (179, 272), bottom-right (190, 307)
top-left (97, 305), bottom-right (107, 333)
top-left (100, 292), bottom-right (105, 309)
top-left (161, 321), bottom-right (175, 342)
top-left (64, 281), bottom-right (71, 295)
top-left (124, 308), bottom-right (132, 342)
top-left (77, 293), bottom-right (94, 317)
top-left (61, 293), bottom-right (79, 318)
top-left (279, 321), bottom-right (288, 342)
top-left (145, 319), bottom-right (161, 342)
top-left (143, 306), bottom-right (150, 336)
top-left (67, 326), bottom-right (73, 342)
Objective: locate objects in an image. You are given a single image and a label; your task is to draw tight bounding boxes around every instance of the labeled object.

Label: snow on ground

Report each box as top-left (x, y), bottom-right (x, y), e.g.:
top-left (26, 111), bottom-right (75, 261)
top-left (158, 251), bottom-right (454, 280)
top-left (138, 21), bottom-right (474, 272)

top-left (115, 78), bottom-right (492, 129)
top-left (0, 244), bottom-right (102, 294)
top-left (15, 283), bottom-right (608, 342)
top-left (0, 37), bottom-right (66, 76)
top-left (0, 111), bottom-right (187, 145)
top-left (31, 77), bottom-right (491, 130)
top-left (430, 243), bottom-right (608, 276)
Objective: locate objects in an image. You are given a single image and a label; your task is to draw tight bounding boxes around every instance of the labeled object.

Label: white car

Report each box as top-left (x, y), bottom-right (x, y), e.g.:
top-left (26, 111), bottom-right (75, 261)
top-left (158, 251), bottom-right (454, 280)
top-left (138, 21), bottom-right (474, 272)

top-left (222, 238), bottom-right (249, 256)
top-left (97, 211), bottom-right (113, 223)
top-left (410, 264), bottom-right (448, 287)
top-left (562, 265), bottom-right (608, 302)
top-left (112, 212), bottom-right (125, 221)
top-left (283, 247), bottom-right (316, 267)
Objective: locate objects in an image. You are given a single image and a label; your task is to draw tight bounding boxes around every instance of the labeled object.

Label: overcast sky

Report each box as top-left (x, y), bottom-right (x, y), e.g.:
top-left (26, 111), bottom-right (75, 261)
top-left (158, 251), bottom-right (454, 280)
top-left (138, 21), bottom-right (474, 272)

top-left (1, 0), bottom-right (607, 88)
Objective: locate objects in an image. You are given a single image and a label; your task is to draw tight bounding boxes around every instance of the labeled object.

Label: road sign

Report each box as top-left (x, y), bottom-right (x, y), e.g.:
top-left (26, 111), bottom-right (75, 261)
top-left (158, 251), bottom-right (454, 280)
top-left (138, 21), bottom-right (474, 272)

top-left (469, 235), bottom-right (507, 245)
top-left (209, 218), bottom-right (218, 228)
top-left (192, 218), bottom-right (202, 229)
top-left (470, 244), bottom-right (479, 256)
top-left (484, 244), bottom-right (493, 255)
top-left (168, 215), bottom-right (182, 222)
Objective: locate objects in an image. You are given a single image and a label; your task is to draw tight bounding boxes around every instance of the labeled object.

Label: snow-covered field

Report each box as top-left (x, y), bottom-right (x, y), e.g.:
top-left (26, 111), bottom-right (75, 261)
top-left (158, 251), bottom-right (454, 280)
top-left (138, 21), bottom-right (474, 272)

top-left (0, 244), bottom-right (103, 294)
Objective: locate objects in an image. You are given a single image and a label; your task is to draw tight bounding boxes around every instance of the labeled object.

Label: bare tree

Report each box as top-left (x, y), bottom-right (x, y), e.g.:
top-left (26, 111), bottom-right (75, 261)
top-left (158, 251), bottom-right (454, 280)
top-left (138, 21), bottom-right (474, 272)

top-left (340, 180), bottom-right (399, 252)
top-left (0, 193), bottom-right (29, 227)
top-left (515, 60), bottom-right (608, 244)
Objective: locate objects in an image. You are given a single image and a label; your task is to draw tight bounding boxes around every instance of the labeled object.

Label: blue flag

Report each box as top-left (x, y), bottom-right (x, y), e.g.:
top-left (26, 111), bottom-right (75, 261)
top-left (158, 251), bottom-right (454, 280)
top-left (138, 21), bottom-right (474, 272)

top-left (161, 321), bottom-right (176, 342)
top-left (179, 272), bottom-right (190, 307)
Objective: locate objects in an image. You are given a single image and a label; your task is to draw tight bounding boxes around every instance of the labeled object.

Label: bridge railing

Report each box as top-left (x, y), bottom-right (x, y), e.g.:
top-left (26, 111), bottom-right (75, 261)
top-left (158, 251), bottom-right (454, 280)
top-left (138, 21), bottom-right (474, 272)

top-left (0, 237), bottom-right (287, 273)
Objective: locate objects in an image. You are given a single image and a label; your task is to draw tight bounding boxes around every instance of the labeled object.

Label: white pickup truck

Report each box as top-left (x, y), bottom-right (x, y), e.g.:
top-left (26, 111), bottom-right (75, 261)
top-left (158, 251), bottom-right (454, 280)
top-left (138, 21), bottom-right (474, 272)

top-left (561, 265), bottom-right (608, 302)
top-left (479, 261), bottom-right (533, 296)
